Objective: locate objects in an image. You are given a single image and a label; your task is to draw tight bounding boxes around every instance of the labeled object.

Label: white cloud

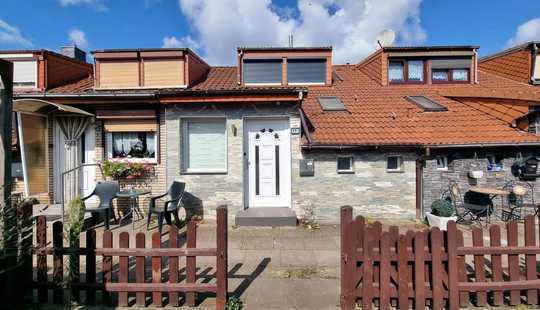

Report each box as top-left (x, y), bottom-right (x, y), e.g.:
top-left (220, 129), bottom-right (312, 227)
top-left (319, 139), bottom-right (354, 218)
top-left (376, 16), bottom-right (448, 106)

top-left (507, 18), bottom-right (540, 47)
top-left (0, 19), bottom-right (33, 47)
top-left (58, 0), bottom-right (107, 11)
top-left (177, 0), bottom-right (426, 65)
top-left (69, 29), bottom-right (88, 48)
top-left (162, 35), bottom-right (200, 50)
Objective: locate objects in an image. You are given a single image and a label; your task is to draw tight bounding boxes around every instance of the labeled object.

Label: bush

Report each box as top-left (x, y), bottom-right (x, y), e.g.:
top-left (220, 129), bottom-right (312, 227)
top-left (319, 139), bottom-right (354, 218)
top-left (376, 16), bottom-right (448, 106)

top-left (430, 199), bottom-right (454, 217)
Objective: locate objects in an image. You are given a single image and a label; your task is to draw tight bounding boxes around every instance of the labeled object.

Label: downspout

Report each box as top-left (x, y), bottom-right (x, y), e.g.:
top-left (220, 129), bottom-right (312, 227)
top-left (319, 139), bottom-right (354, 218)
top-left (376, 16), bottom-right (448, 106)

top-left (474, 48), bottom-right (479, 84)
top-left (531, 43), bottom-right (538, 84)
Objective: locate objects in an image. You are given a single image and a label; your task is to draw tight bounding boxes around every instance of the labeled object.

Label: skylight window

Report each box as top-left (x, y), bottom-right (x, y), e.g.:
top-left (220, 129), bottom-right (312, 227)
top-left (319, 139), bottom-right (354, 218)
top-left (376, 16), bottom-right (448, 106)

top-left (405, 96), bottom-right (447, 112)
top-left (318, 96), bottom-right (346, 111)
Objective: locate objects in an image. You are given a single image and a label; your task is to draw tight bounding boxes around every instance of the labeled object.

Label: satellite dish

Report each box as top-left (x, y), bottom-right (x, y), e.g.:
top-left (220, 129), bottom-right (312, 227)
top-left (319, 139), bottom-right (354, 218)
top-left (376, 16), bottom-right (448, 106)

top-left (376, 29), bottom-right (396, 49)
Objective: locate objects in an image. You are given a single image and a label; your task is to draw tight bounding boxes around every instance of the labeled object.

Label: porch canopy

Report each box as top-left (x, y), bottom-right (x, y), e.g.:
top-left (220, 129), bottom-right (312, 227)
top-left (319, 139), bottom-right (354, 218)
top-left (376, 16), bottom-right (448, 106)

top-left (13, 99), bottom-right (93, 202)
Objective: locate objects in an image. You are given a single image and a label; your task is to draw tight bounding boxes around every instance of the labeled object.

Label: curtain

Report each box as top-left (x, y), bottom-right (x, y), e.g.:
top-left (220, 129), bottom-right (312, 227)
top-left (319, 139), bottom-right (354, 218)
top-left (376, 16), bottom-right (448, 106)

top-left (408, 61), bottom-right (424, 81)
top-left (146, 133), bottom-right (155, 157)
top-left (57, 116), bottom-right (91, 203)
top-left (388, 62), bottom-right (403, 81)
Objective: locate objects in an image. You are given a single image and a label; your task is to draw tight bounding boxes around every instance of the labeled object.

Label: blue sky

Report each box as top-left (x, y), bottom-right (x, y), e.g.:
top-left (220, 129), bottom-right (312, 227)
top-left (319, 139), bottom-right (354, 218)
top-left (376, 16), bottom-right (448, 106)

top-left (1, 0), bottom-right (540, 65)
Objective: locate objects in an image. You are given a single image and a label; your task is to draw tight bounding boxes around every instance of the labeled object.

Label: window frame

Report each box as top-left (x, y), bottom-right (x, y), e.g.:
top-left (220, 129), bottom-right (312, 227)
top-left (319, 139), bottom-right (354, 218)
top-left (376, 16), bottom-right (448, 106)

top-left (435, 155), bottom-right (449, 171)
top-left (431, 68), bottom-right (470, 84)
top-left (388, 59), bottom-right (426, 85)
top-left (243, 58), bottom-right (283, 86)
top-left (12, 59), bottom-right (38, 89)
top-left (337, 155), bottom-right (354, 174)
top-left (386, 155), bottom-right (404, 172)
top-left (287, 58), bottom-right (327, 85)
top-left (181, 117), bottom-right (228, 174)
top-left (105, 131), bottom-right (158, 164)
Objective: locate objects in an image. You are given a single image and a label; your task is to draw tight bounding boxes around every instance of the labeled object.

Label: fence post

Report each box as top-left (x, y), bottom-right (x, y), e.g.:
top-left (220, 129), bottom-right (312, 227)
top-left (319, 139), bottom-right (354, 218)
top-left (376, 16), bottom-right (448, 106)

top-left (19, 199), bottom-right (33, 303)
top-left (340, 206), bottom-right (355, 310)
top-left (86, 229), bottom-right (96, 305)
top-left (414, 231), bottom-right (426, 310)
top-left (36, 215), bottom-right (48, 303)
top-left (186, 220), bottom-right (197, 307)
top-left (430, 228), bottom-right (443, 310)
top-left (52, 221), bottom-right (64, 304)
top-left (447, 221), bottom-right (459, 310)
top-left (472, 227), bottom-right (486, 306)
top-left (216, 205), bottom-right (228, 310)
top-left (152, 231), bottom-right (162, 307)
top-left (507, 221), bottom-right (520, 305)
top-left (169, 225), bottom-right (179, 307)
top-left (489, 225), bottom-right (503, 306)
top-left (524, 215), bottom-right (537, 305)
top-left (102, 230), bottom-right (113, 305)
top-left (119, 232), bottom-right (129, 306)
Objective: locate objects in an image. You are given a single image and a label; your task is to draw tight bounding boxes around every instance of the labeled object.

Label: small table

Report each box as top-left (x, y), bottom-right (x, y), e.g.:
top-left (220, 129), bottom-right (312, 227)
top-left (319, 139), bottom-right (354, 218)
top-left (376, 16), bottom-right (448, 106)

top-left (469, 186), bottom-right (510, 223)
top-left (117, 189), bottom-right (150, 228)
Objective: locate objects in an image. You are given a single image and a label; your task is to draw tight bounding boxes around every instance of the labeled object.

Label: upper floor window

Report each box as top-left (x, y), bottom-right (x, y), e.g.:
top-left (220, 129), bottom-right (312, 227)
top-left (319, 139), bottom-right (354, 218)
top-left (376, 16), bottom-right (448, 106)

top-left (388, 60), bottom-right (424, 84)
top-left (287, 58), bottom-right (326, 84)
top-left (243, 59), bottom-right (282, 85)
top-left (430, 58), bottom-right (471, 83)
top-left (13, 60), bottom-right (37, 88)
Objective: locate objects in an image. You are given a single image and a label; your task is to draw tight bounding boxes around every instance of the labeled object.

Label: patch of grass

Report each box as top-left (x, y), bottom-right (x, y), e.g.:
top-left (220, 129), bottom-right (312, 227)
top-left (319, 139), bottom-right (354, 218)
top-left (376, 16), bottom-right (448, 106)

top-left (224, 296), bottom-right (243, 310)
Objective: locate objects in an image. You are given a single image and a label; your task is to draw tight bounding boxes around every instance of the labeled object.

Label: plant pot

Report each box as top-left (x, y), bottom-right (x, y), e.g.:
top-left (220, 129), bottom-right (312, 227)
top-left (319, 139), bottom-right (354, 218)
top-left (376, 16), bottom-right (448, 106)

top-left (468, 170), bottom-right (483, 179)
top-left (426, 213), bottom-right (458, 231)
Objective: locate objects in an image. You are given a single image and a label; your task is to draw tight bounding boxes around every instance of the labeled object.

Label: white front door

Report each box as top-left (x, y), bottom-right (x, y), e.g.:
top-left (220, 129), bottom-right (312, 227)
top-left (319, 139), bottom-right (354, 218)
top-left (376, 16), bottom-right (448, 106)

top-left (245, 118), bottom-right (291, 208)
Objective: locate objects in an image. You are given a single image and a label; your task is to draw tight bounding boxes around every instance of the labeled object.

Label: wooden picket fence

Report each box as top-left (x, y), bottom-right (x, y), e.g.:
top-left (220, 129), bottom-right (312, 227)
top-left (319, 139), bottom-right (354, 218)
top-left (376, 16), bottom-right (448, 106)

top-left (340, 206), bottom-right (540, 309)
top-left (32, 206), bottom-right (228, 309)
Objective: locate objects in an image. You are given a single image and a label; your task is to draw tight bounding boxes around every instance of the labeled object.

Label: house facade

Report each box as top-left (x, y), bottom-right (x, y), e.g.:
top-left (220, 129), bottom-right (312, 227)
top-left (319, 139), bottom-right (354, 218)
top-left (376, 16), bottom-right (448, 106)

top-left (6, 43), bottom-right (540, 224)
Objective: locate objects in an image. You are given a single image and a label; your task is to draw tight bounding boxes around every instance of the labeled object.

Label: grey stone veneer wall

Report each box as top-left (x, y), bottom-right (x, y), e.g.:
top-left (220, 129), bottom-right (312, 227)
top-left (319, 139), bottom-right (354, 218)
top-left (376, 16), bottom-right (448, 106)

top-left (422, 150), bottom-right (540, 215)
top-left (166, 103), bottom-right (418, 221)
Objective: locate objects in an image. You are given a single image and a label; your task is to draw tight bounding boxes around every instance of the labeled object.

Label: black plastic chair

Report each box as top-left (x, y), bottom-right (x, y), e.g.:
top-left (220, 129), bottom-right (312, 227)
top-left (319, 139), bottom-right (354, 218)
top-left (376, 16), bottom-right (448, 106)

top-left (81, 181), bottom-right (120, 229)
top-left (147, 181), bottom-right (186, 234)
top-left (448, 182), bottom-right (490, 226)
top-left (502, 181), bottom-right (536, 221)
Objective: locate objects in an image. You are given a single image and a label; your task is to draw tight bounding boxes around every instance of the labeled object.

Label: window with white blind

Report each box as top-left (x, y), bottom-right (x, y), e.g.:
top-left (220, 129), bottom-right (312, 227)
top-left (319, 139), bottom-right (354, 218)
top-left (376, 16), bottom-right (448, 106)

top-left (182, 119), bottom-right (227, 173)
top-left (13, 60), bottom-right (37, 88)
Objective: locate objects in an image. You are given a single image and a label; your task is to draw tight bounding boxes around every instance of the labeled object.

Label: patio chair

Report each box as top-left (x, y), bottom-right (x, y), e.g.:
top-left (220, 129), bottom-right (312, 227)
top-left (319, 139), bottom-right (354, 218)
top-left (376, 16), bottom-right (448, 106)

top-left (502, 181), bottom-right (536, 221)
top-left (448, 182), bottom-right (491, 225)
top-left (147, 181), bottom-right (186, 234)
top-left (81, 181), bottom-right (120, 230)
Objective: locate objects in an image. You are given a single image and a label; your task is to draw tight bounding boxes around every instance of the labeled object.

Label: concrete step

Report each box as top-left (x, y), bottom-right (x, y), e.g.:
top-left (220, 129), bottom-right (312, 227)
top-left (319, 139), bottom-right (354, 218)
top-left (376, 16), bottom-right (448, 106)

top-left (235, 207), bottom-right (298, 227)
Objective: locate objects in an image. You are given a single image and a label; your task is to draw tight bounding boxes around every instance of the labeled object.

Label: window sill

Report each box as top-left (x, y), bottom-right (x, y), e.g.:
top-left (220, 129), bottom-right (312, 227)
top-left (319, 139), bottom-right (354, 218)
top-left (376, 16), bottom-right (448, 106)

top-left (337, 170), bottom-right (354, 174)
top-left (386, 169), bottom-right (404, 173)
top-left (244, 82), bottom-right (282, 86)
top-left (180, 169), bottom-right (227, 175)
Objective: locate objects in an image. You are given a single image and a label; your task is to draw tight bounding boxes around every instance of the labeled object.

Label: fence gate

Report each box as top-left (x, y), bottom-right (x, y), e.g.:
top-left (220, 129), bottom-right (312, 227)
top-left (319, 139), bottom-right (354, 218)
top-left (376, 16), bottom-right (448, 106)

top-left (340, 206), bottom-right (540, 309)
top-left (32, 206), bottom-right (228, 309)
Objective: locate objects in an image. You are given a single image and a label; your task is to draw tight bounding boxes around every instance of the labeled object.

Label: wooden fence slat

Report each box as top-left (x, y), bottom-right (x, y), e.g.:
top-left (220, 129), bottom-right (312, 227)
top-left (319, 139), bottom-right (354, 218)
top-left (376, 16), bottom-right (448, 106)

top-left (489, 225), bottom-right (503, 306)
top-left (152, 231), bottom-right (162, 307)
top-left (372, 221), bottom-right (382, 298)
top-left (136, 233), bottom-right (146, 307)
top-left (414, 231), bottom-right (426, 310)
top-left (472, 227), bottom-right (486, 306)
top-left (446, 222), bottom-right (459, 310)
top-left (431, 228), bottom-right (443, 310)
top-left (186, 220), bottom-right (197, 307)
top-left (507, 220), bottom-right (520, 305)
top-left (379, 232), bottom-right (391, 310)
top-left (36, 216), bottom-right (47, 303)
top-left (119, 232), bottom-right (129, 306)
top-left (340, 206), bottom-right (355, 310)
top-left (52, 221), bottom-right (63, 304)
top-left (397, 235), bottom-right (409, 309)
top-left (524, 215), bottom-right (537, 305)
top-left (362, 226), bottom-right (374, 310)
top-left (216, 206), bottom-right (228, 310)
top-left (169, 225), bottom-right (179, 307)
top-left (86, 229), bottom-right (96, 305)
top-left (456, 230), bottom-right (468, 307)
top-left (405, 230), bottom-right (415, 303)
top-left (102, 230), bottom-right (113, 306)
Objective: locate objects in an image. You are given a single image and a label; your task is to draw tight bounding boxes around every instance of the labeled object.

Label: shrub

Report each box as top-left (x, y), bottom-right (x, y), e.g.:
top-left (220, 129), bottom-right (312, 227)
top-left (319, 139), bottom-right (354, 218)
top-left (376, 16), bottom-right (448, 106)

top-left (430, 199), bottom-right (454, 217)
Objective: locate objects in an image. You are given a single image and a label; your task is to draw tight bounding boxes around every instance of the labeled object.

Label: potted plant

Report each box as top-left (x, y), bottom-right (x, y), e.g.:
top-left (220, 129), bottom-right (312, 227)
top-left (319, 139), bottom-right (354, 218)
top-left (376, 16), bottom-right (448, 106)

top-left (426, 199), bottom-right (457, 230)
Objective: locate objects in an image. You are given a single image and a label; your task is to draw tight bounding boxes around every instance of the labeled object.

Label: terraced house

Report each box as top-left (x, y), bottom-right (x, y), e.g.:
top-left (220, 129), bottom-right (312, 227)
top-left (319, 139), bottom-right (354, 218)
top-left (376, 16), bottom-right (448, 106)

top-left (6, 43), bottom-right (540, 225)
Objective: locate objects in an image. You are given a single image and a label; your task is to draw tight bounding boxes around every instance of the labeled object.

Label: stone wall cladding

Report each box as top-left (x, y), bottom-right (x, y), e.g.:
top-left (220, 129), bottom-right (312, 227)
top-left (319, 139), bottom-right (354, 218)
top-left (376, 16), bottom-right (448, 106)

top-left (166, 103), bottom-right (417, 221)
top-left (294, 151), bottom-right (417, 221)
top-left (422, 150), bottom-right (540, 215)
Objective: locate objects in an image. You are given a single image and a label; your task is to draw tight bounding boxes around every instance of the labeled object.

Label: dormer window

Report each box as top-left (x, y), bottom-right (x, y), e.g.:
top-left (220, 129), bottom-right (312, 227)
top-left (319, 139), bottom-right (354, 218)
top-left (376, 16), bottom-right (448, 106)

top-left (388, 60), bottom-right (424, 84)
top-left (430, 58), bottom-right (471, 83)
top-left (243, 59), bottom-right (282, 85)
top-left (287, 58), bottom-right (326, 84)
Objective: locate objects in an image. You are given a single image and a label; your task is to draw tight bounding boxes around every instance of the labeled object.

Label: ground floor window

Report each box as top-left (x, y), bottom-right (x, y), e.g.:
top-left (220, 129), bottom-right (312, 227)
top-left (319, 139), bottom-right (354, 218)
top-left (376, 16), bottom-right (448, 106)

top-left (181, 118), bottom-right (227, 173)
top-left (109, 132), bottom-right (156, 159)
top-left (387, 155), bottom-right (403, 172)
top-left (337, 155), bottom-right (354, 173)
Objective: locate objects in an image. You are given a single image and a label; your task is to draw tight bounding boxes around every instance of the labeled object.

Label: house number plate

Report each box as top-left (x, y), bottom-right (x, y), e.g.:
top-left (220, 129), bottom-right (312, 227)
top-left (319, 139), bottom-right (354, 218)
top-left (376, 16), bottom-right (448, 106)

top-left (291, 127), bottom-right (301, 135)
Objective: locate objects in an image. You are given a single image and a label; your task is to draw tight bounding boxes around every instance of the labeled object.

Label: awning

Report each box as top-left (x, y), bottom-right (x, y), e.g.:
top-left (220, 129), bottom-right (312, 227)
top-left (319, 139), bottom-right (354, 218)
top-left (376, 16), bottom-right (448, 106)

top-left (13, 98), bottom-right (93, 116)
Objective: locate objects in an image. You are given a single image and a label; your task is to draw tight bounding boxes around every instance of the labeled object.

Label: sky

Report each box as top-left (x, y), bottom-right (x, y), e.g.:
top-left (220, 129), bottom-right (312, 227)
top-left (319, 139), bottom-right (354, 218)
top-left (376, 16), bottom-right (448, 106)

top-left (1, 0), bottom-right (540, 65)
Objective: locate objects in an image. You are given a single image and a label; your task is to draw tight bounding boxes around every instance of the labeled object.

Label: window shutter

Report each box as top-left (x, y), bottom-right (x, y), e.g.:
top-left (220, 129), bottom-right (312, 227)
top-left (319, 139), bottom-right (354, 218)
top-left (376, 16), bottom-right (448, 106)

top-left (183, 120), bottom-right (226, 171)
top-left (243, 59), bottom-right (282, 84)
top-left (13, 61), bottom-right (37, 85)
top-left (430, 58), bottom-right (471, 69)
top-left (287, 59), bottom-right (326, 83)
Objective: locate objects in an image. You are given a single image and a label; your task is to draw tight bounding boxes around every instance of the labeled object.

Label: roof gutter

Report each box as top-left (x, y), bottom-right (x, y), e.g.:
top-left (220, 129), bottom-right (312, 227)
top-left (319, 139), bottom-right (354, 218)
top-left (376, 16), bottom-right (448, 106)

top-left (302, 141), bottom-right (540, 150)
top-left (14, 92), bottom-right (157, 98)
top-left (421, 142), bottom-right (540, 148)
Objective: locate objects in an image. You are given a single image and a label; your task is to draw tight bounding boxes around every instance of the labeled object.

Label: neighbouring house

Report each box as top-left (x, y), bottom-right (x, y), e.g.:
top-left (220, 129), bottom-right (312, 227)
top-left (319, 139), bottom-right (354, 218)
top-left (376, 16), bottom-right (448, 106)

top-left (5, 43), bottom-right (540, 225)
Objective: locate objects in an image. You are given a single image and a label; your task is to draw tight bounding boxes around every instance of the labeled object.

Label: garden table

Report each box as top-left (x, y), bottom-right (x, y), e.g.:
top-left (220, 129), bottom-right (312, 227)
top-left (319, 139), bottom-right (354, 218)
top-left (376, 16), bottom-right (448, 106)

top-left (117, 188), bottom-right (150, 229)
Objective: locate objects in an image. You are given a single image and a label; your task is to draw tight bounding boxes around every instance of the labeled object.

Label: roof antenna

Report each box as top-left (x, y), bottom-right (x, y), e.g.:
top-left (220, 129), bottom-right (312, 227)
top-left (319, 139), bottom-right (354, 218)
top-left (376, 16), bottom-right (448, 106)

top-left (289, 34), bottom-right (294, 48)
